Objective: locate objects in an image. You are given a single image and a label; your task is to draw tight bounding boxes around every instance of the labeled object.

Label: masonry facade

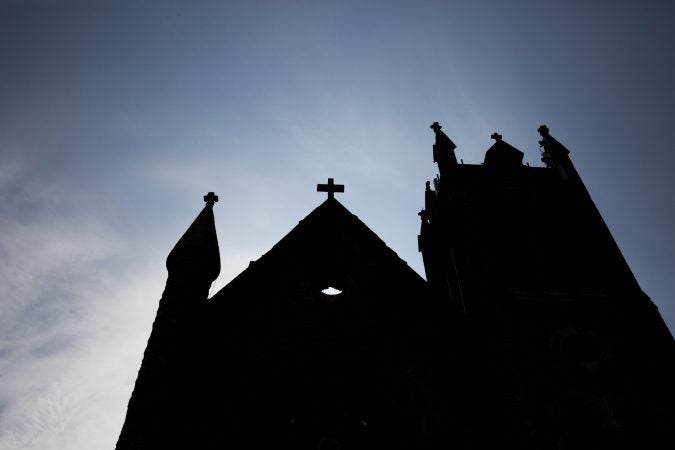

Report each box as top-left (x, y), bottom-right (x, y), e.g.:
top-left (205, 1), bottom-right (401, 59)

top-left (117, 124), bottom-right (675, 450)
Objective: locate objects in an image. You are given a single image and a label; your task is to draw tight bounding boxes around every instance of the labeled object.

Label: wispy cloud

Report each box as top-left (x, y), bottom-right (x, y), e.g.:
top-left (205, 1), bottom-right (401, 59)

top-left (0, 155), bottom-right (166, 449)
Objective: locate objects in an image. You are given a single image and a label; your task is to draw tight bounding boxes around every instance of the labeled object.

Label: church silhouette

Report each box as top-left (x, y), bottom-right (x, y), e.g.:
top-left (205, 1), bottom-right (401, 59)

top-left (116, 124), bottom-right (675, 450)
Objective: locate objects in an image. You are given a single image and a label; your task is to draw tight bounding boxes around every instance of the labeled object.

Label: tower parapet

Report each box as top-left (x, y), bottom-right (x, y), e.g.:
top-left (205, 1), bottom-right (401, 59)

top-left (418, 123), bottom-right (675, 449)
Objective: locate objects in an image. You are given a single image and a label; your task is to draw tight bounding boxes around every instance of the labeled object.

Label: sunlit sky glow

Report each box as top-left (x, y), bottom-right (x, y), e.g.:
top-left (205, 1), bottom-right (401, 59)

top-left (1, 1), bottom-right (674, 448)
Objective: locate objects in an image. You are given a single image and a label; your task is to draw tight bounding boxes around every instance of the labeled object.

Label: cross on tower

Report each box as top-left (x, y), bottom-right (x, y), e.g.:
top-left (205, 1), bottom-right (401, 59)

top-left (203, 192), bottom-right (219, 205)
top-left (317, 178), bottom-right (344, 199)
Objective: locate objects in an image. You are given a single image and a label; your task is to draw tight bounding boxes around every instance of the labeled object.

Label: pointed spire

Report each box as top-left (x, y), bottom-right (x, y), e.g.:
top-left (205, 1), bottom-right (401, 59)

top-left (166, 193), bottom-right (221, 283)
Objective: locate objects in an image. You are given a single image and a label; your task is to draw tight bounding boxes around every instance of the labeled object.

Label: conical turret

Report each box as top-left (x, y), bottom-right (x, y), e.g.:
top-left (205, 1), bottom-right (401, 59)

top-left (166, 192), bottom-right (221, 284)
top-left (116, 193), bottom-right (221, 450)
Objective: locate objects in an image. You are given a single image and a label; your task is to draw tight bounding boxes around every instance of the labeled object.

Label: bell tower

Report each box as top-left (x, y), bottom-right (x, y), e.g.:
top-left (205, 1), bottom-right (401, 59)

top-left (418, 123), bottom-right (675, 449)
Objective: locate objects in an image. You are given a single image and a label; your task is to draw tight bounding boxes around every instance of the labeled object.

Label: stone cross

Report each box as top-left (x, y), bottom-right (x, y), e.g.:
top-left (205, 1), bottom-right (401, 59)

top-left (203, 192), bottom-right (219, 205)
top-left (317, 178), bottom-right (344, 199)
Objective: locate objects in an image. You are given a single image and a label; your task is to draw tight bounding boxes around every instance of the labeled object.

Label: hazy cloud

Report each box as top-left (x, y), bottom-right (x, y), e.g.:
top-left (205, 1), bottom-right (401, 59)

top-left (0, 155), bottom-right (163, 449)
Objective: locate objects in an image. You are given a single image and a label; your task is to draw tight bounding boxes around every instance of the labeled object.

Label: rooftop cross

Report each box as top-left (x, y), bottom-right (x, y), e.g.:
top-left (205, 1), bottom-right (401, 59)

top-left (491, 132), bottom-right (503, 141)
top-left (317, 178), bottom-right (344, 199)
top-left (203, 192), bottom-right (219, 205)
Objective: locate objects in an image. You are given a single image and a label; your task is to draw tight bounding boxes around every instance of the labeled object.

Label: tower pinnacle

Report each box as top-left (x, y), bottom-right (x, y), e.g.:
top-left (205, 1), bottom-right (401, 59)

top-left (538, 125), bottom-right (571, 168)
top-left (430, 121), bottom-right (458, 176)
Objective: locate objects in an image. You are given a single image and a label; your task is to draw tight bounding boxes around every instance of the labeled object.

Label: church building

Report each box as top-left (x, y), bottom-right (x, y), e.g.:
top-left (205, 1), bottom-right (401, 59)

top-left (116, 124), bottom-right (675, 450)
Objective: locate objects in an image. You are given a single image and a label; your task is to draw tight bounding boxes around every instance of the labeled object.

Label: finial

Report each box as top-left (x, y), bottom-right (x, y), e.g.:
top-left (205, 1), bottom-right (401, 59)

top-left (317, 178), bottom-right (344, 199)
top-left (203, 192), bottom-right (219, 205)
top-left (430, 122), bottom-right (442, 132)
top-left (491, 132), bottom-right (502, 142)
top-left (537, 125), bottom-right (550, 137)
top-left (425, 180), bottom-right (431, 191)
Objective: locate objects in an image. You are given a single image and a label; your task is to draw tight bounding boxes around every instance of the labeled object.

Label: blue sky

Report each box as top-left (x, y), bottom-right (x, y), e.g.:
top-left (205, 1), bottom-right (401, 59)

top-left (1, 1), bottom-right (674, 448)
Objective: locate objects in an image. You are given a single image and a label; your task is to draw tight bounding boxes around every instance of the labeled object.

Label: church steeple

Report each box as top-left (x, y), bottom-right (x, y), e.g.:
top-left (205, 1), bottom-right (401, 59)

top-left (166, 192), bottom-right (220, 284)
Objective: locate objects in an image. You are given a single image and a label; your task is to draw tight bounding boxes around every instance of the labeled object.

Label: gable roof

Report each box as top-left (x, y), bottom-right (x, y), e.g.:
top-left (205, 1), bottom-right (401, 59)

top-left (210, 197), bottom-right (425, 304)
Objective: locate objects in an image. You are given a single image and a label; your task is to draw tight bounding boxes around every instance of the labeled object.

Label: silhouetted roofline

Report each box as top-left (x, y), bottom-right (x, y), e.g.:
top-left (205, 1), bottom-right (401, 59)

top-left (211, 197), bottom-right (424, 300)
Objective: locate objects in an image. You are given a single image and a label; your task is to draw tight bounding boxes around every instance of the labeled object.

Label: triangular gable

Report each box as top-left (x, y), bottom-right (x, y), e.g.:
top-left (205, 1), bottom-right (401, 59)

top-left (210, 197), bottom-right (426, 307)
